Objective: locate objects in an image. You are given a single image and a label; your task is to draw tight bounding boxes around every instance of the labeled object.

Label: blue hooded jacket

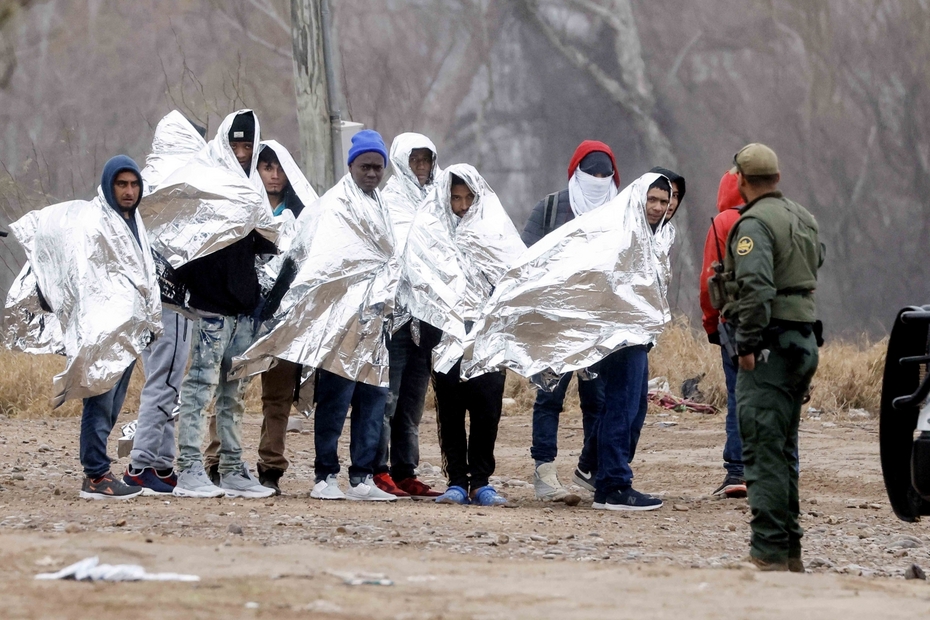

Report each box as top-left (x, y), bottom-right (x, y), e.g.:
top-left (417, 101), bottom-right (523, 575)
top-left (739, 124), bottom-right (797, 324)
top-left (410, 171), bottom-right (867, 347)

top-left (100, 154), bottom-right (143, 247)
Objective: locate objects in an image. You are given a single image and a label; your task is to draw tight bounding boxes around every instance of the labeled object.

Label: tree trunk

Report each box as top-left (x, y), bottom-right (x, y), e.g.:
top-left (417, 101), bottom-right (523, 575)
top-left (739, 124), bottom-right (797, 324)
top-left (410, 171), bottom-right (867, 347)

top-left (290, 0), bottom-right (333, 193)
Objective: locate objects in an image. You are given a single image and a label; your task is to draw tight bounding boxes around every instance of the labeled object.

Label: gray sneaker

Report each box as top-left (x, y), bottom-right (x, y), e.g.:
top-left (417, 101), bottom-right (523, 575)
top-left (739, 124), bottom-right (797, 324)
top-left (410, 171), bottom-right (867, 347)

top-left (534, 462), bottom-right (569, 501)
top-left (174, 464), bottom-right (225, 498)
top-left (221, 465), bottom-right (275, 499)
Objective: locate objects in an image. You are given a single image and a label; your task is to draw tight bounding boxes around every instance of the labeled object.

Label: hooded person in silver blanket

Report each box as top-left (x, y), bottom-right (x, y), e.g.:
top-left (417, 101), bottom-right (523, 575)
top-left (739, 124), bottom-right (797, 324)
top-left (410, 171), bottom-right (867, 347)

top-left (398, 165), bottom-right (525, 506)
top-left (6, 155), bottom-right (161, 499)
top-left (461, 171), bottom-right (674, 511)
top-left (170, 110), bottom-right (277, 501)
top-left (233, 129), bottom-right (400, 502)
top-left (249, 139), bottom-right (319, 495)
top-left (371, 132), bottom-right (444, 499)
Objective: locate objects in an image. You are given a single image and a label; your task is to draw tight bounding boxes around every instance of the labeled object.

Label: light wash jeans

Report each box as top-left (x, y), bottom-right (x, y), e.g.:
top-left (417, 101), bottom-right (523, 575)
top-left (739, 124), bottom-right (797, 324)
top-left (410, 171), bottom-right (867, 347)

top-left (176, 314), bottom-right (255, 475)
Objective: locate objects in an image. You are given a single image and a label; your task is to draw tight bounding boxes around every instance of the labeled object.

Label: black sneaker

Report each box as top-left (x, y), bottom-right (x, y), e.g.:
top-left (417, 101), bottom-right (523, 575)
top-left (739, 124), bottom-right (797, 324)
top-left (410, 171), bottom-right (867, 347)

top-left (572, 467), bottom-right (596, 493)
top-left (593, 487), bottom-right (662, 511)
top-left (258, 467), bottom-right (283, 496)
top-left (80, 472), bottom-right (143, 500)
top-left (207, 463), bottom-right (220, 487)
top-left (712, 475), bottom-right (747, 498)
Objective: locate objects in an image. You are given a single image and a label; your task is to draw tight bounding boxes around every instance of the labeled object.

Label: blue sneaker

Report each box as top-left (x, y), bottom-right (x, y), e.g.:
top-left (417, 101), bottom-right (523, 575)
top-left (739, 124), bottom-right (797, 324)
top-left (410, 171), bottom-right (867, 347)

top-left (470, 485), bottom-right (507, 506)
top-left (435, 485), bottom-right (469, 505)
top-left (123, 466), bottom-right (174, 496)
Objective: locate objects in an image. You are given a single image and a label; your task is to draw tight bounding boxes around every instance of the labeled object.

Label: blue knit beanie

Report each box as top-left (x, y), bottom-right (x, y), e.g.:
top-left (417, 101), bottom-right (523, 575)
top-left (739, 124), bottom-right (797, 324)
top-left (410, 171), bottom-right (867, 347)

top-left (347, 129), bottom-right (388, 166)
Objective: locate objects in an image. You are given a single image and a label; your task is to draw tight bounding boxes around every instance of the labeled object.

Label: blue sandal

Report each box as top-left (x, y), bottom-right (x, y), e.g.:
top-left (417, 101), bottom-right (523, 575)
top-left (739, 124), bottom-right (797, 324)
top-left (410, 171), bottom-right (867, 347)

top-left (435, 485), bottom-right (470, 505)
top-left (471, 485), bottom-right (507, 506)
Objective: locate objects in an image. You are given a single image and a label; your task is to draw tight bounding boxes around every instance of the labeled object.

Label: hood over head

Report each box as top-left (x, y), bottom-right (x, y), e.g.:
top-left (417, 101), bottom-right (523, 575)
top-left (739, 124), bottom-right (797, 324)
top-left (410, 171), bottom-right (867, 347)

top-left (388, 132), bottom-right (438, 193)
top-left (101, 155), bottom-right (143, 212)
top-left (716, 168), bottom-right (742, 212)
top-left (649, 166), bottom-right (686, 207)
top-left (568, 140), bottom-right (620, 188)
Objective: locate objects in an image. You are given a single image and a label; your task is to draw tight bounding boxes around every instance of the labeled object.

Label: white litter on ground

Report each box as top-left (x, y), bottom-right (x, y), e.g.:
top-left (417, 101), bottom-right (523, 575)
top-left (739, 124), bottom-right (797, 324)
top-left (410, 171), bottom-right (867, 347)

top-left (35, 556), bottom-right (200, 582)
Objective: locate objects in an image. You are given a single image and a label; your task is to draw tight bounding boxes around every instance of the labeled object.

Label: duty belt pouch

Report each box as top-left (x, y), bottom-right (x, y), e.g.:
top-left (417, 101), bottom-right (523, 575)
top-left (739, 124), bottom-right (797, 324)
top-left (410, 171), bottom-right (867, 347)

top-left (706, 262), bottom-right (733, 310)
top-left (813, 319), bottom-right (825, 347)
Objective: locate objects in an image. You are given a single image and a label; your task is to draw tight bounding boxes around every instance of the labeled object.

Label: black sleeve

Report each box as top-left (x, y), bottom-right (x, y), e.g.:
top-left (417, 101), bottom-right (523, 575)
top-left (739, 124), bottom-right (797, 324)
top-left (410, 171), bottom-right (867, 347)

top-left (251, 230), bottom-right (278, 255)
top-left (521, 198), bottom-right (549, 247)
top-left (261, 256), bottom-right (298, 321)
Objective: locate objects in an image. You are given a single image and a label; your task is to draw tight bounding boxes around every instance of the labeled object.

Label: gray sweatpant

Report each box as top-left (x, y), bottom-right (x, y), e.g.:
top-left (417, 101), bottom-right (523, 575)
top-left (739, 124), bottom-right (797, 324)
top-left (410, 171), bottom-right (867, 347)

top-left (129, 308), bottom-right (193, 471)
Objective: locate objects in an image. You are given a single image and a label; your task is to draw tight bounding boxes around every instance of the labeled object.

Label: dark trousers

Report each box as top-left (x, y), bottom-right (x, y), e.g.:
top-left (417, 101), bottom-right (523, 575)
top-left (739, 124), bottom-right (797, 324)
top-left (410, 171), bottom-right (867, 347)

top-left (738, 329), bottom-right (818, 563)
top-left (313, 369), bottom-right (388, 484)
top-left (258, 358), bottom-right (301, 473)
top-left (376, 321), bottom-right (441, 480)
top-left (530, 365), bottom-right (604, 464)
top-left (593, 346), bottom-right (649, 495)
top-left (433, 360), bottom-right (506, 492)
top-left (80, 361), bottom-right (136, 479)
top-left (721, 347), bottom-right (744, 477)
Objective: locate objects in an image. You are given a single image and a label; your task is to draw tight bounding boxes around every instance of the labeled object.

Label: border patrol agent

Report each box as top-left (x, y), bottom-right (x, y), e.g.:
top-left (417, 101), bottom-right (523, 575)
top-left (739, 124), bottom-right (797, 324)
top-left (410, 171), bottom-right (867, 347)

top-left (719, 143), bottom-right (824, 572)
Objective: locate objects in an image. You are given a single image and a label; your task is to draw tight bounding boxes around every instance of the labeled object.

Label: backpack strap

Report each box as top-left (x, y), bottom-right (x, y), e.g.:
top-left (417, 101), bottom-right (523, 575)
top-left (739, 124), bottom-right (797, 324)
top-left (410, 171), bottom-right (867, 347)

top-left (542, 192), bottom-right (560, 236)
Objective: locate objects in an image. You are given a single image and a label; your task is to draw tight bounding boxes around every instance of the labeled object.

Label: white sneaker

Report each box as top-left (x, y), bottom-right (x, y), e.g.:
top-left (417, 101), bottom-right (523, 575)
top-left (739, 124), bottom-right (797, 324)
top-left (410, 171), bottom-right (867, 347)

top-left (311, 474), bottom-right (346, 500)
top-left (346, 475), bottom-right (397, 501)
top-left (534, 462), bottom-right (568, 501)
top-left (221, 465), bottom-right (275, 499)
top-left (174, 465), bottom-right (225, 498)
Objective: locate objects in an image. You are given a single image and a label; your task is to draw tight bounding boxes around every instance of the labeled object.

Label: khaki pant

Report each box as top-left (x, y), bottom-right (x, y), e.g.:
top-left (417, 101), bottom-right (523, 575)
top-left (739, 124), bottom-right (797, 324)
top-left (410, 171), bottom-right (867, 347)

top-left (204, 359), bottom-right (300, 474)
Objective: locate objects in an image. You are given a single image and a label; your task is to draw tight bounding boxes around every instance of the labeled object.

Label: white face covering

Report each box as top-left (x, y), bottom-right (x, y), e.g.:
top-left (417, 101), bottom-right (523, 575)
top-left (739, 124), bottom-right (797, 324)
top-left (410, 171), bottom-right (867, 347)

top-left (568, 169), bottom-right (618, 217)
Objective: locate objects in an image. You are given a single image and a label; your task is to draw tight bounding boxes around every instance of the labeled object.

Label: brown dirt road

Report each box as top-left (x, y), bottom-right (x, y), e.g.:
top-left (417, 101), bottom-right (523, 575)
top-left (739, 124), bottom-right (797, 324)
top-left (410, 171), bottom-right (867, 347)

top-left (2, 401), bottom-right (930, 619)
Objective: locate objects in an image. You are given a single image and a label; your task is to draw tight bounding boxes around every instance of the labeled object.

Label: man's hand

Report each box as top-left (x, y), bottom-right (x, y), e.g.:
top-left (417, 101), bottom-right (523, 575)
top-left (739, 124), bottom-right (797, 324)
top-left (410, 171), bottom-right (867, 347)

top-left (738, 353), bottom-right (755, 371)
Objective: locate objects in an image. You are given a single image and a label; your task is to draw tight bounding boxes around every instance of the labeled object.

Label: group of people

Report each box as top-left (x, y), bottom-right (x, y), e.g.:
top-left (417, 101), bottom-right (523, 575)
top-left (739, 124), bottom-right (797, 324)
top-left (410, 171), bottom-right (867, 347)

top-left (7, 106), bottom-right (823, 571)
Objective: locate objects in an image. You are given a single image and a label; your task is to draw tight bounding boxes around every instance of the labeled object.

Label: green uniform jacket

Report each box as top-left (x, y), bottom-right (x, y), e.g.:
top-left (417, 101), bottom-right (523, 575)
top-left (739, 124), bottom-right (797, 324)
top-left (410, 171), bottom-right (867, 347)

top-left (722, 191), bottom-right (824, 355)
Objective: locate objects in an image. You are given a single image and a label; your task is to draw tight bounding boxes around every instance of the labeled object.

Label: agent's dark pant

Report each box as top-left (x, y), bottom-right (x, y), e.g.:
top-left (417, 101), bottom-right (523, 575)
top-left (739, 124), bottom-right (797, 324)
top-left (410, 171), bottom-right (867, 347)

top-left (738, 329), bottom-right (818, 563)
top-left (80, 362), bottom-right (136, 479)
top-left (433, 360), bottom-right (506, 492)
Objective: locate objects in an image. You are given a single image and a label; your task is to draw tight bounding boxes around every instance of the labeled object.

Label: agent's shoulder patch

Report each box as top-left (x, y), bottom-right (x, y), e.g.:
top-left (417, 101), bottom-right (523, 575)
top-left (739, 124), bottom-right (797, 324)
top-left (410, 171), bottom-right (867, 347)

top-left (736, 236), bottom-right (754, 256)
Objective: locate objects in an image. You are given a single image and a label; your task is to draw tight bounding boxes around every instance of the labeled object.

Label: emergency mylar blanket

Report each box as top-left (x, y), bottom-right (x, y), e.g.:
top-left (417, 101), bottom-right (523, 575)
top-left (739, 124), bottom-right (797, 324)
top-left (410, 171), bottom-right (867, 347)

top-left (5, 190), bottom-right (161, 406)
top-left (139, 110), bottom-right (207, 195)
top-left (460, 172), bottom-right (672, 384)
top-left (140, 109), bottom-right (278, 270)
top-left (231, 173), bottom-right (397, 387)
top-left (398, 164), bottom-right (524, 373)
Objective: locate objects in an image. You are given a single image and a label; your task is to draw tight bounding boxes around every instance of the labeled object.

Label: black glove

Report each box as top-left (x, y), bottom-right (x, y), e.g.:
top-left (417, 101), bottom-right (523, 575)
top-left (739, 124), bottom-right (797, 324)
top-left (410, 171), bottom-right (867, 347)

top-left (707, 331), bottom-right (720, 346)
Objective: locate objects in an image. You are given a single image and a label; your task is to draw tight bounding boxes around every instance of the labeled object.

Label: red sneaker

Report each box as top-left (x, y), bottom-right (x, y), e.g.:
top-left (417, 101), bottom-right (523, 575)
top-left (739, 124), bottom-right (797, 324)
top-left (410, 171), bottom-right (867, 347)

top-left (396, 477), bottom-right (442, 499)
top-left (372, 472), bottom-right (410, 499)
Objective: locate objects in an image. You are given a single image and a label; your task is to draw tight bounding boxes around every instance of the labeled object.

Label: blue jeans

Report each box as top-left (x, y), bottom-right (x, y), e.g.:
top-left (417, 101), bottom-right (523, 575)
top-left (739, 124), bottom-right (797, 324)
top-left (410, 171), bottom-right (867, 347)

top-left (314, 369), bottom-right (388, 484)
top-left (176, 314), bottom-right (255, 475)
top-left (722, 347), bottom-right (745, 477)
top-left (376, 321), bottom-right (440, 480)
top-left (579, 361), bottom-right (647, 474)
top-left (80, 361), bottom-right (136, 478)
top-left (594, 346), bottom-right (649, 494)
top-left (531, 366), bottom-right (605, 464)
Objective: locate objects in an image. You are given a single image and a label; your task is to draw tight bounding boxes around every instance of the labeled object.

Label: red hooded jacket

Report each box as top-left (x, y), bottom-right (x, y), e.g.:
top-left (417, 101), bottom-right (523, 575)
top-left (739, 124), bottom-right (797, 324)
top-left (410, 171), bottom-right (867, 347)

top-left (567, 140), bottom-right (621, 187)
top-left (699, 170), bottom-right (743, 337)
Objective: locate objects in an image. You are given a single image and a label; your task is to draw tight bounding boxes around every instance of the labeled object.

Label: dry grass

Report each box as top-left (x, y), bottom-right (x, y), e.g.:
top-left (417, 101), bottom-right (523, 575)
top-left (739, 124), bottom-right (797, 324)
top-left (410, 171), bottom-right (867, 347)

top-left (0, 318), bottom-right (885, 419)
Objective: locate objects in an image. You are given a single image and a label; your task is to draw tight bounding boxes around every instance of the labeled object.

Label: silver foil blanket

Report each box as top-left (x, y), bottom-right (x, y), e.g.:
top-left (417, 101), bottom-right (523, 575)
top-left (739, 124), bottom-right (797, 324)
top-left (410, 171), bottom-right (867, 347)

top-left (460, 172), bottom-right (672, 385)
top-left (140, 109), bottom-right (278, 271)
top-left (231, 173), bottom-right (398, 387)
top-left (5, 191), bottom-right (161, 406)
top-left (382, 132), bottom-right (440, 253)
top-left (397, 164), bottom-right (525, 373)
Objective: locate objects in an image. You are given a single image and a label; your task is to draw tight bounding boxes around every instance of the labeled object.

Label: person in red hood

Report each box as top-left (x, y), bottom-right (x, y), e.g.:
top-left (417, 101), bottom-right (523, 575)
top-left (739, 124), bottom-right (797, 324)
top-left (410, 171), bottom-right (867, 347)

top-left (521, 140), bottom-right (620, 502)
top-left (700, 168), bottom-right (746, 498)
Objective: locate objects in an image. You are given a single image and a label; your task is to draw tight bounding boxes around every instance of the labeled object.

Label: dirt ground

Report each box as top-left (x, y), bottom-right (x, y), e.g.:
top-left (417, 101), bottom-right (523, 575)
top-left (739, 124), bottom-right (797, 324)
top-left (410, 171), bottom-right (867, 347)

top-left (2, 400), bottom-right (930, 619)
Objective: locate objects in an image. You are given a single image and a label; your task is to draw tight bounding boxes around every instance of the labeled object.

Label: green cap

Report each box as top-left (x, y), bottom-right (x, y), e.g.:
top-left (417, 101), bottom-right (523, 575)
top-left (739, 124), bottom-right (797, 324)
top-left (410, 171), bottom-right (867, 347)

top-left (733, 143), bottom-right (779, 176)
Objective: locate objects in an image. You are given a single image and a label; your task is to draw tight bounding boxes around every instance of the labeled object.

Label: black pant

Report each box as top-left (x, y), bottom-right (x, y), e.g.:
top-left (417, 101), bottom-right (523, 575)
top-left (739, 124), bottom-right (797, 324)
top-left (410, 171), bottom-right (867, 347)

top-left (432, 360), bottom-right (506, 492)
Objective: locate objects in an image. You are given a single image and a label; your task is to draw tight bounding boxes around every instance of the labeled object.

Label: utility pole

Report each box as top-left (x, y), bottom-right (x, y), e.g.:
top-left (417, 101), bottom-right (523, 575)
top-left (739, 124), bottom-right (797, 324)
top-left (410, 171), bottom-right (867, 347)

top-left (290, 0), bottom-right (343, 194)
